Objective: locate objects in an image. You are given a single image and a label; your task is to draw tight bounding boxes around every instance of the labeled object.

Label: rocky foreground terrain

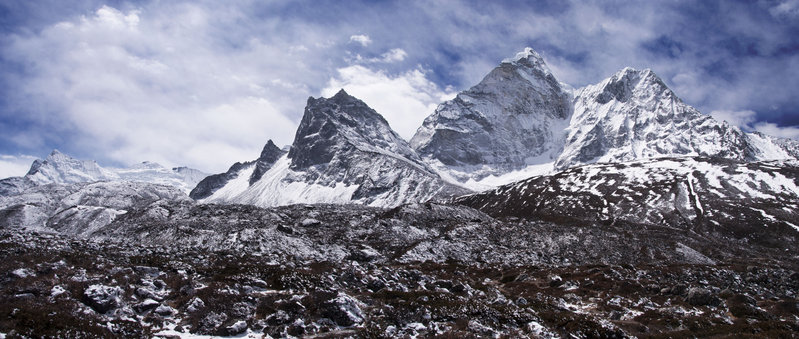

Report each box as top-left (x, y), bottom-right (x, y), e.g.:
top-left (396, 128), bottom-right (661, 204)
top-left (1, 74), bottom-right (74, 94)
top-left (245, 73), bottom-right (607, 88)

top-left (1, 202), bottom-right (797, 338)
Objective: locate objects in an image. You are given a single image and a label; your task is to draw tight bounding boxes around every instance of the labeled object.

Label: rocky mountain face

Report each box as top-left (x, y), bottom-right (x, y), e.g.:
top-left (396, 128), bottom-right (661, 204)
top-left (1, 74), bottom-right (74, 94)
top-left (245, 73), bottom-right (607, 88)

top-left (412, 51), bottom-right (799, 188)
top-left (0, 181), bottom-right (189, 236)
top-left (199, 90), bottom-right (463, 208)
top-left (410, 48), bottom-right (572, 184)
top-left (112, 162), bottom-right (208, 194)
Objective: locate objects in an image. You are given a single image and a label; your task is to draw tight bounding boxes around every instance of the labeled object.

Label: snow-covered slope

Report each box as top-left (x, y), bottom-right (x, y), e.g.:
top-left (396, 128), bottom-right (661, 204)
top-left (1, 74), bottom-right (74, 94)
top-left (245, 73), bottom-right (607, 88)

top-left (457, 156), bottom-right (799, 247)
top-left (113, 161), bottom-right (207, 193)
top-left (0, 150), bottom-right (207, 195)
top-left (201, 90), bottom-right (464, 208)
top-left (556, 68), bottom-right (798, 170)
top-left (189, 140), bottom-right (286, 200)
top-left (25, 149), bottom-right (119, 185)
top-left (410, 48), bottom-right (572, 185)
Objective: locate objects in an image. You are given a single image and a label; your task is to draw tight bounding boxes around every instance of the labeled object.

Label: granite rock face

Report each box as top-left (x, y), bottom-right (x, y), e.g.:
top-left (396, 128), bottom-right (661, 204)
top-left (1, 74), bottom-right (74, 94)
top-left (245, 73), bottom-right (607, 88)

top-left (411, 48), bottom-right (572, 181)
top-left (198, 90), bottom-right (465, 208)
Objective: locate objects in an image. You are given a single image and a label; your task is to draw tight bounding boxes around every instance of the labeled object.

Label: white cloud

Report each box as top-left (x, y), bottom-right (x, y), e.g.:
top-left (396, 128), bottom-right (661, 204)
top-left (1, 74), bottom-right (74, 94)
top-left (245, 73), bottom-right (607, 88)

top-left (351, 48), bottom-right (409, 64)
top-left (710, 109), bottom-right (799, 140)
top-left (0, 155), bottom-right (38, 180)
top-left (753, 122), bottom-right (799, 140)
top-left (3, 1), bottom-right (798, 172)
top-left (349, 34), bottom-right (372, 46)
top-left (2, 4), bottom-right (338, 172)
top-left (322, 65), bottom-right (456, 140)
top-left (379, 48), bottom-right (407, 63)
top-left (770, 0), bottom-right (799, 18)
top-left (709, 109), bottom-right (758, 128)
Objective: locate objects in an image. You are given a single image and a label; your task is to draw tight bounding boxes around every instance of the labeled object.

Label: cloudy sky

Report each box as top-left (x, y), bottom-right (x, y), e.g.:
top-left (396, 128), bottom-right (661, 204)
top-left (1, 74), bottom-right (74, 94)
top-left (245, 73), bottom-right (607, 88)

top-left (1, 0), bottom-right (798, 177)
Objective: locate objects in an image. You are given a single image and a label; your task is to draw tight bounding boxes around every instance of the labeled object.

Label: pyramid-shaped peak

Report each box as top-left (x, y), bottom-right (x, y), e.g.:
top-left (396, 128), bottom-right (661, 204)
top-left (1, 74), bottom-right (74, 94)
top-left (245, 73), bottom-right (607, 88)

top-left (258, 139), bottom-right (284, 161)
top-left (263, 139), bottom-right (278, 149)
top-left (304, 91), bottom-right (387, 125)
top-left (332, 88), bottom-right (351, 99)
top-left (44, 149), bottom-right (84, 164)
top-left (289, 91), bottom-right (411, 170)
top-left (608, 67), bottom-right (664, 87)
top-left (47, 149), bottom-right (70, 160)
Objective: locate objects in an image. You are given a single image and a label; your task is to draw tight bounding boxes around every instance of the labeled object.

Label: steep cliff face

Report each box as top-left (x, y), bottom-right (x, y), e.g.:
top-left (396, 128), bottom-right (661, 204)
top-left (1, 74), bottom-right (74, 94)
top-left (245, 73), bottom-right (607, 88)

top-left (199, 90), bottom-right (463, 208)
top-left (410, 48), bottom-right (572, 183)
top-left (558, 68), bottom-right (752, 169)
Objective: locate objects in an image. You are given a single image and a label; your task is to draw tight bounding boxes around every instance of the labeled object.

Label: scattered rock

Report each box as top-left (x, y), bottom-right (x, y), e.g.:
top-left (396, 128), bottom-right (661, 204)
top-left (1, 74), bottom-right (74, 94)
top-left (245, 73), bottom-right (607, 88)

top-left (686, 287), bottom-right (719, 306)
top-left (549, 275), bottom-right (564, 287)
top-left (82, 284), bottom-right (123, 313)
top-left (133, 299), bottom-right (160, 313)
top-left (154, 305), bottom-right (175, 316)
top-left (671, 284), bottom-right (688, 296)
top-left (187, 297), bottom-right (205, 312)
top-left (320, 293), bottom-right (365, 326)
top-left (199, 312), bottom-right (228, 334)
top-left (225, 320), bottom-right (248, 335)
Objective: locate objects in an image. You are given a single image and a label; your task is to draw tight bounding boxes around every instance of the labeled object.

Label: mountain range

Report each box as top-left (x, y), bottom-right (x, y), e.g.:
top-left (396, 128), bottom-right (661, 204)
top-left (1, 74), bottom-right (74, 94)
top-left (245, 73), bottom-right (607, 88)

top-left (1, 47), bottom-right (798, 230)
top-left (2, 47), bottom-right (799, 337)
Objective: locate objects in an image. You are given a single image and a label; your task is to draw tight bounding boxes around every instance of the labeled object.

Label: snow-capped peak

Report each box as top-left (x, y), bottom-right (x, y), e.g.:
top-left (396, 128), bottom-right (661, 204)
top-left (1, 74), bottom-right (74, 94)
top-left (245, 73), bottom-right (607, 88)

top-left (592, 67), bottom-right (668, 104)
top-left (502, 47), bottom-right (544, 65)
top-left (3, 150), bottom-right (207, 194)
top-left (413, 49), bottom-right (799, 188)
top-left (129, 161), bottom-right (167, 170)
top-left (499, 47), bottom-right (556, 81)
top-left (26, 149), bottom-right (118, 185)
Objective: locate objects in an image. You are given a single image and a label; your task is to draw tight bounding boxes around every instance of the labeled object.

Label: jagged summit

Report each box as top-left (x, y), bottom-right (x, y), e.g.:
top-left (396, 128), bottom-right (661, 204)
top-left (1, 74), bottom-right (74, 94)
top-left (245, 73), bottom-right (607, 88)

top-left (556, 66), bottom-right (754, 169)
top-left (410, 47), bottom-right (572, 186)
top-left (594, 67), bottom-right (658, 104)
top-left (411, 48), bottom-right (799, 188)
top-left (189, 139), bottom-right (287, 200)
top-left (500, 47), bottom-right (555, 78)
top-left (250, 140), bottom-right (285, 185)
top-left (289, 89), bottom-right (416, 171)
top-left (198, 91), bottom-right (459, 208)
